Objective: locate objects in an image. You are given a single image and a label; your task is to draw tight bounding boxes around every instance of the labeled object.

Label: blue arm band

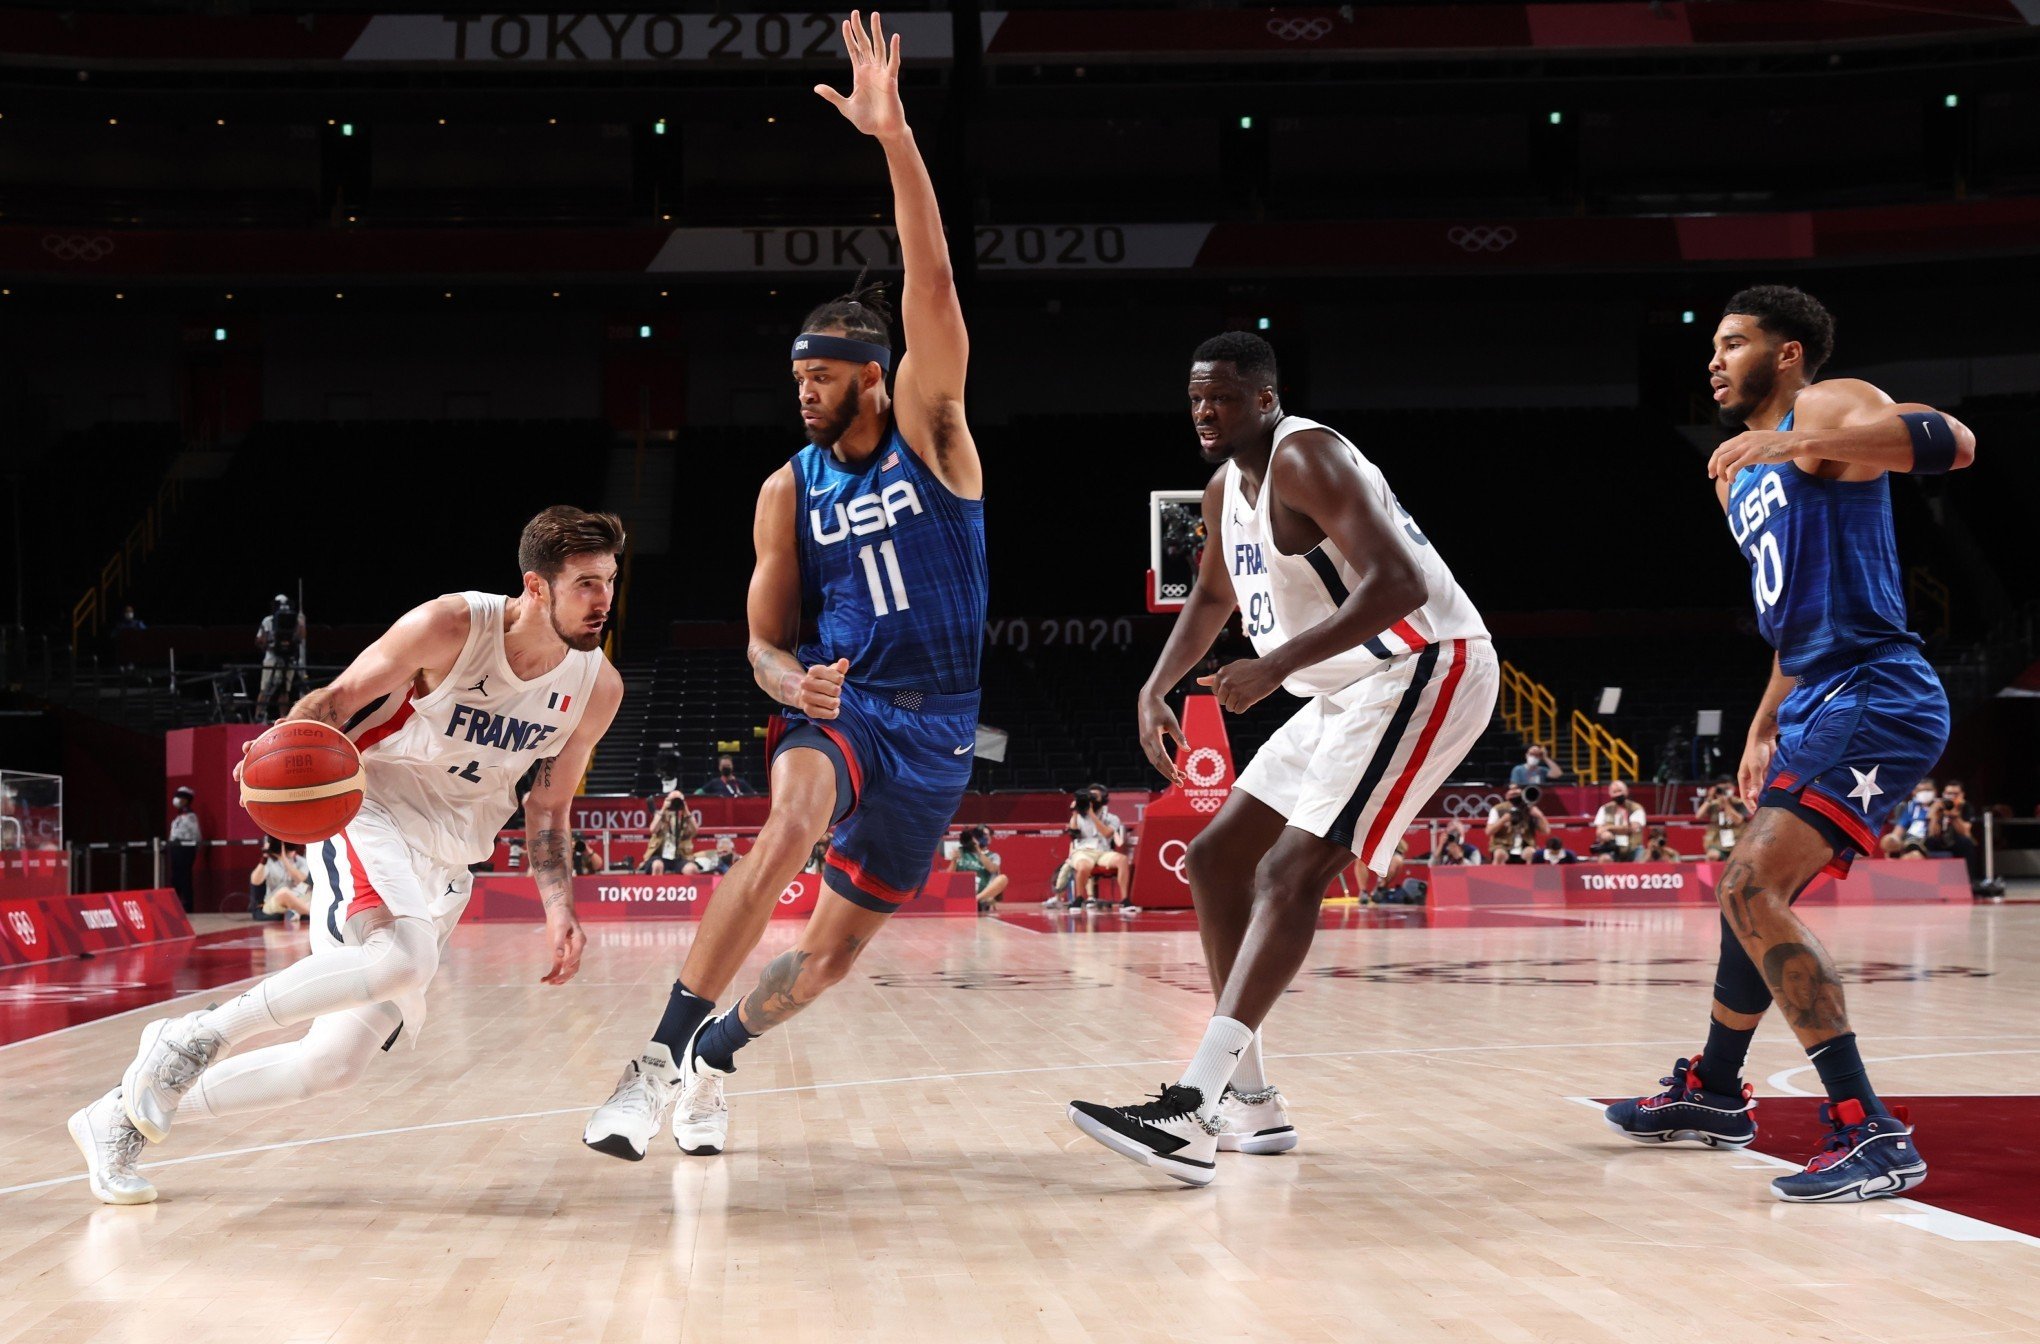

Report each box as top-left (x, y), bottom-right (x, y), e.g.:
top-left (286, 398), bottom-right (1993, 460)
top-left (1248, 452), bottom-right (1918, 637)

top-left (1899, 411), bottom-right (1957, 474)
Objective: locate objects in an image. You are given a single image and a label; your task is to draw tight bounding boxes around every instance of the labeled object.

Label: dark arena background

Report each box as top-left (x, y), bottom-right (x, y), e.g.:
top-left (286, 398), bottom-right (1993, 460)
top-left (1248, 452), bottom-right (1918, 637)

top-left (3, 4), bottom-right (2040, 1341)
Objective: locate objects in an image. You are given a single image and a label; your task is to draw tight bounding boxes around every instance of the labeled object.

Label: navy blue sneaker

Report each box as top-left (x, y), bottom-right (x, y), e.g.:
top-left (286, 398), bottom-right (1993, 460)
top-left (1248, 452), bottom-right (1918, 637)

top-left (1603, 1055), bottom-right (1757, 1148)
top-left (1771, 1100), bottom-right (1926, 1203)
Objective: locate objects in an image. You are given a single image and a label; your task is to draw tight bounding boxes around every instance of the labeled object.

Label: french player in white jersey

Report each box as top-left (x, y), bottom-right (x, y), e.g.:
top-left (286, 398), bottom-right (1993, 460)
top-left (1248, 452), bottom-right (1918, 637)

top-left (68, 507), bottom-right (625, 1205)
top-left (1068, 332), bottom-right (1499, 1186)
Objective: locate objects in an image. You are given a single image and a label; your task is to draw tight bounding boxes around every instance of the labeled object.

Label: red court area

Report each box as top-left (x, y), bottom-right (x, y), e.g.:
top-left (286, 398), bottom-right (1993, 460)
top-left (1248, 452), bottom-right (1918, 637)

top-left (1599, 1094), bottom-right (2040, 1241)
top-left (0, 927), bottom-right (309, 1047)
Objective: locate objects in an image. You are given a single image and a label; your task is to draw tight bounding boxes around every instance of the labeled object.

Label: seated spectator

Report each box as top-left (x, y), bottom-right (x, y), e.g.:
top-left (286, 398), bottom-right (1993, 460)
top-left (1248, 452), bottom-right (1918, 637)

top-left (1531, 833), bottom-right (1579, 865)
top-left (1487, 785), bottom-right (1547, 863)
top-left (1881, 779), bottom-right (1936, 859)
top-left (250, 836), bottom-right (310, 921)
top-left (640, 791), bottom-right (700, 875)
top-left (1694, 777), bottom-right (1749, 861)
top-left (693, 834), bottom-right (739, 876)
top-left (573, 833), bottom-right (606, 876)
top-left (1642, 826), bottom-right (1681, 863)
top-left (696, 756), bottom-right (757, 798)
top-left (1591, 781), bottom-right (1646, 863)
top-left (1487, 784), bottom-right (1550, 841)
top-left (1509, 744), bottom-right (1564, 787)
top-left (948, 824), bottom-right (1008, 914)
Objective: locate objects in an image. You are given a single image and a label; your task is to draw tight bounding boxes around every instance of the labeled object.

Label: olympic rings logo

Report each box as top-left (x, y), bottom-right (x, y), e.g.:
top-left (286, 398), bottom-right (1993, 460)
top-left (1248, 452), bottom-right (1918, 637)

top-left (777, 880), bottom-right (805, 905)
top-left (41, 234), bottom-right (116, 263)
top-left (1183, 748), bottom-right (1227, 789)
top-left (1191, 798), bottom-right (1221, 813)
top-left (1158, 838), bottom-right (1190, 882)
top-left (1446, 225), bottom-right (1517, 253)
top-left (7, 911), bottom-right (36, 944)
top-left (1266, 17), bottom-right (1333, 41)
top-left (1440, 791), bottom-right (1503, 817)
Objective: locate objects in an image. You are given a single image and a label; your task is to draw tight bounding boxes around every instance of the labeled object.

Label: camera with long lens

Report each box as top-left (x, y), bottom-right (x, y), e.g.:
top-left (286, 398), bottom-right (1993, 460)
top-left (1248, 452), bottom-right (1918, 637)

top-left (1071, 789), bottom-right (1095, 813)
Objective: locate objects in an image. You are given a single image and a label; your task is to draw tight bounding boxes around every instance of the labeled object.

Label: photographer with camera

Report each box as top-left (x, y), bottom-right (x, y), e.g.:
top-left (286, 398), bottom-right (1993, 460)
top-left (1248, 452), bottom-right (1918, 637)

top-left (1590, 780), bottom-right (1647, 862)
top-left (1642, 825), bottom-right (1680, 863)
top-left (249, 835), bottom-right (311, 922)
top-left (1060, 784), bottom-right (1134, 915)
top-left (1432, 820), bottom-right (1482, 866)
top-left (1925, 780), bottom-right (2000, 896)
top-left (255, 593), bottom-right (308, 721)
top-left (1531, 832), bottom-right (1579, 865)
top-left (947, 824), bottom-right (1008, 914)
top-left (1880, 778), bottom-right (1936, 860)
top-left (1485, 784), bottom-right (1548, 864)
top-left (573, 833), bottom-right (607, 876)
top-left (1694, 776), bottom-right (1750, 861)
top-left (641, 791), bottom-right (700, 875)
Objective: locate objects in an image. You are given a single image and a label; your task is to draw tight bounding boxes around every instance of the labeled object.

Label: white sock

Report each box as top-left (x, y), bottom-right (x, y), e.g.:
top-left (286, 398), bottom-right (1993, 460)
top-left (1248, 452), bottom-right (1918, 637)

top-left (1230, 1031), bottom-right (1269, 1095)
top-left (1178, 1016), bottom-right (1254, 1120)
top-left (199, 983), bottom-right (282, 1046)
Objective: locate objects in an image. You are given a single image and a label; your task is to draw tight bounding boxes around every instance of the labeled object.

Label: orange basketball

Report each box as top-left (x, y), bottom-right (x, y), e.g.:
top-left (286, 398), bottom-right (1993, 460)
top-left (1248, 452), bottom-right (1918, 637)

top-left (240, 720), bottom-right (365, 845)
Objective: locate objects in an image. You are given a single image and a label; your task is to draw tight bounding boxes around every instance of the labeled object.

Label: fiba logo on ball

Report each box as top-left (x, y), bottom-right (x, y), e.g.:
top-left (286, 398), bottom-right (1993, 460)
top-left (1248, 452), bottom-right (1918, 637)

top-left (1183, 748), bottom-right (1226, 789)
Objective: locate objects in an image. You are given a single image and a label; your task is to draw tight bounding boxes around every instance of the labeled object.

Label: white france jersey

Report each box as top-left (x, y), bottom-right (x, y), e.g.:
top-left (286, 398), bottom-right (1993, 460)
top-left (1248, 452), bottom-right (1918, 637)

top-left (341, 591), bottom-right (604, 869)
top-left (1220, 415), bottom-right (1489, 698)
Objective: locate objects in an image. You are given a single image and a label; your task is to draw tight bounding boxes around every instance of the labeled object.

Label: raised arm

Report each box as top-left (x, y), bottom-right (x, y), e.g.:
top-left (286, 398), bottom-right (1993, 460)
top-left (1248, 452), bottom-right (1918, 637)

top-left (816, 11), bottom-right (979, 499)
top-left (1136, 471), bottom-right (1238, 783)
top-left (1198, 434), bottom-right (1427, 713)
top-left (281, 595), bottom-right (470, 732)
top-left (1709, 378), bottom-right (1976, 483)
top-left (523, 658), bottom-right (624, 986)
top-left (747, 465), bottom-right (850, 720)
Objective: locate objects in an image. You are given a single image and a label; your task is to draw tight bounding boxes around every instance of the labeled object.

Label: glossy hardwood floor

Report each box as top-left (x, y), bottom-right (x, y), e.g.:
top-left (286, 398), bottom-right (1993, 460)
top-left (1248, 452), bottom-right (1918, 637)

top-left (3, 898), bottom-right (2036, 1343)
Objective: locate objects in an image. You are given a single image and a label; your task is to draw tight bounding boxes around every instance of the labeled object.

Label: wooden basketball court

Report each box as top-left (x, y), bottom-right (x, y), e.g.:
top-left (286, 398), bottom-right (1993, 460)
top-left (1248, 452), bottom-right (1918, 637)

top-left (2, 898), bottom-right (2036, 1342)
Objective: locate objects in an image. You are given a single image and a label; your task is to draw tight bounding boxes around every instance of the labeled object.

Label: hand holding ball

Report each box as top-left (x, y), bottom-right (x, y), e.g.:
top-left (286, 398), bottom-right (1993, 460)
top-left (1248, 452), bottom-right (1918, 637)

top-left (239, 721), bottom-right (365, 845)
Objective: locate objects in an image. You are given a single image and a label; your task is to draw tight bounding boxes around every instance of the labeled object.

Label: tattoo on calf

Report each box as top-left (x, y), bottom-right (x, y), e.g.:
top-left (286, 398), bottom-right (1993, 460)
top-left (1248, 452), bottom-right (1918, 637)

top-left (742, 949), bottom-right (814, 1031)
top-left (1761, 940), bottom-right (1851, 1034)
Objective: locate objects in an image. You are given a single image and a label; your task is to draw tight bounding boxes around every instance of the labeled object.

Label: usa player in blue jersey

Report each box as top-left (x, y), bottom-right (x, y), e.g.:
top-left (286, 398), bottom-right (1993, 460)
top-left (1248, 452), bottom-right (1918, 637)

top-left (1605, 286), bottom-right (1977, 1202)
top-left (585, 12), bottom-right (986, 1162)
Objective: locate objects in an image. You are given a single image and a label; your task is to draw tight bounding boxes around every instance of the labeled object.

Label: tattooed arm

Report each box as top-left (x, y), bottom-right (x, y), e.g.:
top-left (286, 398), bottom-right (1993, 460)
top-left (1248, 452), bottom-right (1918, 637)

top-left (522, 659), bottom-right (624, 986)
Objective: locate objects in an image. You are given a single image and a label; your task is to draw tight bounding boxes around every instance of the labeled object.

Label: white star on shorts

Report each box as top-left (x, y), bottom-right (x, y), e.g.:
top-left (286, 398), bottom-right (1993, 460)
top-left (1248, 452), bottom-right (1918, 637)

top-left (1847, 766), bottom-right (1884, 808)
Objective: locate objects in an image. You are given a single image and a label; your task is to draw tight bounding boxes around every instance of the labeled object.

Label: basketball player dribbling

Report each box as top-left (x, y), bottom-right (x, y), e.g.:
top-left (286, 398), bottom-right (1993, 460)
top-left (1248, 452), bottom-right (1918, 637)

top-left (1604, 286), bottom-right (1976, 1201)
top-left (1068, 332), bottom-right (1498, 1185)
top-left (67, 507), bottom-right (625, 1205)
top-left (582, 12), bottom-right (988, 1162)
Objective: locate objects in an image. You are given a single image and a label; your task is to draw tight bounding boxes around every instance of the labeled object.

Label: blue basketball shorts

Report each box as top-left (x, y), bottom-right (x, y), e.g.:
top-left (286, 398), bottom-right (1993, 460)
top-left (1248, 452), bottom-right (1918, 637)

top-left (772, 682), bottom-right (979, 913)
top-left (1761, 642), bottom-right (1948, 873)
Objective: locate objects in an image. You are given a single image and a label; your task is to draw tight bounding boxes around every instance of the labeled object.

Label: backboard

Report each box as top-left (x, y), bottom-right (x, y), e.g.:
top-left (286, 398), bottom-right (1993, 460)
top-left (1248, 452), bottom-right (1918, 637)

top-left (1146, 489), bottom-right (1206, 612)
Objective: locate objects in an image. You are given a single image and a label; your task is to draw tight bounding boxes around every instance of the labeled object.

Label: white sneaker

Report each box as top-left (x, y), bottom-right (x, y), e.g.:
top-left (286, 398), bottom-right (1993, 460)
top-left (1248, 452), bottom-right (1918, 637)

top-left (674, 1021), bottom-right (732, 1156)
top-left (1067, 1084), bottom-right (1221, 1187)
top-left (121, 1012), bottom-right (225, 1143)
top-left (1215, 1084), bottom-right (1298, 1154)
top-left (69, 1087), bottom-right (157, 1205)
top-left (583, 1046), bottom-right (680, 1162)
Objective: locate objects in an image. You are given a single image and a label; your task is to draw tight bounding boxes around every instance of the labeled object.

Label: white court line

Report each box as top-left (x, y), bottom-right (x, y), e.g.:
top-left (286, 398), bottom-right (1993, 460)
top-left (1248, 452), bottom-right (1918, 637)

top-left (1765, 1048), bottom-right (2040, 1097)
top-left (0, 1037), bottom-right (1730, 1200)
top-left (1561, 1094), bottom-right (2040, 1250)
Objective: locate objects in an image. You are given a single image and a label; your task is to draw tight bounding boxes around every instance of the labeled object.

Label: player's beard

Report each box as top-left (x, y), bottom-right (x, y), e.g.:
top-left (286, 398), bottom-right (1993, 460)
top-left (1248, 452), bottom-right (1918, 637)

top-left (804, 386), bottom-right (860, 447)
top-left (1718, 360), bottom-right (1776, 427)
top-left (546, 584), bottom-right (606, 652)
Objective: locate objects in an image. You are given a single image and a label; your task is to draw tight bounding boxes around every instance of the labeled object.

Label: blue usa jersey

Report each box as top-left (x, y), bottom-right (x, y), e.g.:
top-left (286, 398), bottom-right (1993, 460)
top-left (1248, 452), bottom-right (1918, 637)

top-left (1726, 408), bottom-right (1919, 677)
top-left (792, 425), bottom-right (987, 695)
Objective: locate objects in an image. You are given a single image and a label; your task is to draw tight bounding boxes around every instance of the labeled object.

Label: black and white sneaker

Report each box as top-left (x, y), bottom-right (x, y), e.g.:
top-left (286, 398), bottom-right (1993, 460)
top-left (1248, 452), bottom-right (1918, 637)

top-left (1067, 1083), bottom-right (1221, 1186)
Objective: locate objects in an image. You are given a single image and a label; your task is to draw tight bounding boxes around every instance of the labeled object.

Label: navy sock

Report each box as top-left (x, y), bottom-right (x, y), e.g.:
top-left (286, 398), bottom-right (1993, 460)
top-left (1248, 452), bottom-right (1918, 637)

top-left (650, 979), bottom-right (716, 1058)
top-left (694, 1006), bottom-right (757, 1073)
top-left (1696, 1017), bottom-right (1756, 1097)
top-left (1808, 1032), bottom-right (1887, 1117)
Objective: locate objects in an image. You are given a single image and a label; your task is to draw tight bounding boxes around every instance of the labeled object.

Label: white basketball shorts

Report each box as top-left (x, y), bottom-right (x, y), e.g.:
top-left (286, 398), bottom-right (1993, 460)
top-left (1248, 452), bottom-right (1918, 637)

top-left (1234, 637), bottom-right (1499, 876)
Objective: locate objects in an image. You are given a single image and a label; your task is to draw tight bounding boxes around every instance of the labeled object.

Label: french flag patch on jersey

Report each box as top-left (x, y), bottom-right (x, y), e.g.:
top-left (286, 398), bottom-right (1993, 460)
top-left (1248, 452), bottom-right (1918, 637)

top-left (547, 691), bottom-right (572, 711)
top-left (882, 451), bottom-right (898, 470)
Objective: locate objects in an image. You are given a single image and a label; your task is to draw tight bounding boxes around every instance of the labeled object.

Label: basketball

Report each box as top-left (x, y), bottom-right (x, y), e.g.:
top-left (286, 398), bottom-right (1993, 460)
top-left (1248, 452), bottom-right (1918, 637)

top-left (239, 720), bottom-right (365, 845)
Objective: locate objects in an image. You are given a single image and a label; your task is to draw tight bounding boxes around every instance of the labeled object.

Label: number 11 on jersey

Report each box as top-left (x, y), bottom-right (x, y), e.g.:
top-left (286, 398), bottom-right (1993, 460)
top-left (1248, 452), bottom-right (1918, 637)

top-left (858, 540), bottom-right (911, 617)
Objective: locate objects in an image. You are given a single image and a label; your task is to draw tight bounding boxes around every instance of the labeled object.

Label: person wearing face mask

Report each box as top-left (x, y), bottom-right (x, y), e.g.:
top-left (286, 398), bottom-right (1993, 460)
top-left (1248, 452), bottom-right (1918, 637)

top-left (695, 756), bottom-right (757, 798)
top-left (1591, 781), bottom-right (1647, 862)
top-left (642, 792), bottom-right (699, 875)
